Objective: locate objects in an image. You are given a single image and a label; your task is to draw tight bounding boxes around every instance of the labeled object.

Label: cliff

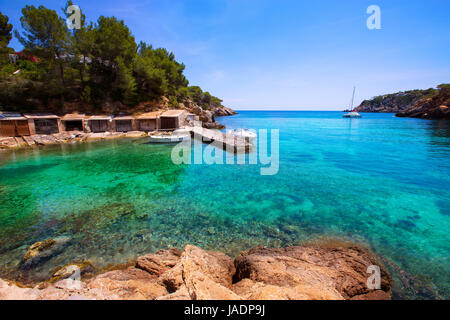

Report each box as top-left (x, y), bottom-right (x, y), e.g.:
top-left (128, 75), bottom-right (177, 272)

top-left (396, 84), bottom-right (449, 119)
top-left (356, 87), bottom-right (440, 113)
top-left (0, 242), bottom-right (392, 300)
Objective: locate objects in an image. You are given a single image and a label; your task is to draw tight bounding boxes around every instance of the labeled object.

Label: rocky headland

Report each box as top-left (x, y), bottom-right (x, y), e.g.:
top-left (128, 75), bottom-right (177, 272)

top-left (356, 84), bottom-right (449, 119)
top-left (0, 242), bottom-right (392, 300)
top-left (395, 85), bottom-right (449, 119)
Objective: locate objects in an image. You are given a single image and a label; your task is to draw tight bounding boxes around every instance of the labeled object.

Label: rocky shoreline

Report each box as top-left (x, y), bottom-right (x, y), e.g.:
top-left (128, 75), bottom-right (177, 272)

top-left (356, 84), bottom-right (449, 119)
top-left (0, 130), bottom-right (149, 150)
top-left (0, 104), bottom-right (237, 150)
top-left (0, 242), bottom-right (392, 300)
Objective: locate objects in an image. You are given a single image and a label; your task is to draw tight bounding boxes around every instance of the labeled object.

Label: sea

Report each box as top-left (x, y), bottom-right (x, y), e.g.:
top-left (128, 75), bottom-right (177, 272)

top-left (0, 111), bottom-right (448, 299)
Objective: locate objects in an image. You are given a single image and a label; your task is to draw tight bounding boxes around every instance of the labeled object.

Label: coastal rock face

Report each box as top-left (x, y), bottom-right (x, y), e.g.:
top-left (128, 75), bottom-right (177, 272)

top-left (397, 103), bottom-right (449, 119)
top-left (203, 122), bottom-right (226, 130)
top-left (179, 99), bottom-right (236, 129)
top-left (138, 245), bottom-right (238, 299)
top-left (233, 244), bottom-right (392, 300)
top-left (85, 267), bottom-right (168, 300)
top-left (214, 106), bottom-right (237, 117)
top-left (1, 243), bottom-right (393, 300)
top-left (136, 248), bottom-right (183, 275)
top-left (356, 96), bottom-right (412, 113)
top-left (355, 87), bottom-right (438, 113)
top-left (232, 278), bottom-right (343, 300)
top-left (396, 85), bottom-right (450, 119)
top-left (178, 245), bottom-right (239, 300)
top-left (356, 84), bottom-right (449, 119)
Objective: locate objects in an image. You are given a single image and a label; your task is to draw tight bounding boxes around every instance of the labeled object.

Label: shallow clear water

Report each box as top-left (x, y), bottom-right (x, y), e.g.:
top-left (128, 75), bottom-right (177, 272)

top-left (0, 111), bottom-right (449, 299)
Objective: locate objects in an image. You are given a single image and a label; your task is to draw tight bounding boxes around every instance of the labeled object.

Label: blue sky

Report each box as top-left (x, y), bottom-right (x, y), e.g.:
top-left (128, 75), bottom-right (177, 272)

top-left (1, 0), bottom-right (449, 110)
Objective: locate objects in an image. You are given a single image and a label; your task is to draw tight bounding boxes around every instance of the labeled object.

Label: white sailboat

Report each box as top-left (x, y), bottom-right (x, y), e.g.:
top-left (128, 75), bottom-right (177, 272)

top-left (343, 87), bottom-right (362, 118)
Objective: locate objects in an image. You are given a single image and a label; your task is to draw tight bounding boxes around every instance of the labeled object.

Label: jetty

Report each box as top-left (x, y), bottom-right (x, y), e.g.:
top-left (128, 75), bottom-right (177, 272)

top-left (186, 126), bottom-right (252, 153)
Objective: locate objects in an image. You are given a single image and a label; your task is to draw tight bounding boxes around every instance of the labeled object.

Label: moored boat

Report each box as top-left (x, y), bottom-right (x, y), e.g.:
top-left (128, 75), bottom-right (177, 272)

top-left (148, 133), bottom-right (191, 143)
top-left (343, 111), bottom-right (362, 118)
top-left (343, 87), bottom-right (362, 118)
top-left (229, 129), bottom-right (257, 141)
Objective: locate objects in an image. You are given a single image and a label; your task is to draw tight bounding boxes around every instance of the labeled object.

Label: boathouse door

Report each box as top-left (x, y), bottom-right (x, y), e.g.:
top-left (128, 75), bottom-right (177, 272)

top-left (15, 120), bottom-right (30, 136)
top-left (65, 120), bottom-right (83, 131)
top-left (34, 119), bottom-right (59, 134)
top-left (160, 117), bottom-right (177, 130)
top-left (115, 120), bottom-right (132, 132)
top-left (138, 119), bottom-right (156, 131)
top-left (90, 120), bottom-right (108, 132)
top-left (0, 121), bottom-right (16, 136)
top-left (0, 120), bottom-right (30, 137)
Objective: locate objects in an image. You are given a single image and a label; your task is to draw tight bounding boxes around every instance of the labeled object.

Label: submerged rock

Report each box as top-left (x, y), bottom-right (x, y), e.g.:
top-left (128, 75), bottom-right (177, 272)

top-left (124, 131), bottom-right (146, 138)
top-left (21, 237), bottom-right (71, 269)
top-left (51, 260), bottom-right (95, 281)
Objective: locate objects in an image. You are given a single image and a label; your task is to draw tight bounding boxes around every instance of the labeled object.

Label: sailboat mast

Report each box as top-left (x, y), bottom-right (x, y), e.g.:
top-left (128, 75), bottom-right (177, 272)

top-left (351, 86), bottom-right (356, 110)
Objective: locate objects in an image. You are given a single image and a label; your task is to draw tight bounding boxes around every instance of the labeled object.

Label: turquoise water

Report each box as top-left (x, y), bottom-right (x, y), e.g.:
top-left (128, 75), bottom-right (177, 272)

top-left (0, 111), bottom-right (449, 299)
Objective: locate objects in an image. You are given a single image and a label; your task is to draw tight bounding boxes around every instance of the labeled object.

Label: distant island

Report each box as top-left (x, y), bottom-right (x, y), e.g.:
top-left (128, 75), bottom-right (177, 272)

top-left (356, 84), bottom-right (449, 119)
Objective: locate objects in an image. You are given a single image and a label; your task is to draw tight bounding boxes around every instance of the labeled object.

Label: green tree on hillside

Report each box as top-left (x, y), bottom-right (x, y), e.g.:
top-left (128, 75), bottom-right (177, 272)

top-left (64, 1), bottom-right (95, 92)
top-left (133, 42), bottom-right (188, 103)
top-left (0, 11), bottom-right (13, 49)
top-left (15, 5), bottom-right (69, 88)
top-left (90, 16), bottom-right (137, 103)
top-left (0, 3), bottom-right (226, 112)
top-left (0, 11), bottom-right (14, 74)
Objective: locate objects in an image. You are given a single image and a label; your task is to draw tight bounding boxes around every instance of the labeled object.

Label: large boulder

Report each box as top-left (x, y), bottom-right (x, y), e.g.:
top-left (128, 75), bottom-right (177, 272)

top-left (233, 243), bottom-right (392, 299)
top-left (156, 286), bottom-right (191, 300)
top-left (179, 245), bottom-right (240, 300)
top-left (203, 122), bottom-right (225, 130)
top-left (213, 106), bottom-right (237, 117)
top-left (232, 278), bottom-right (343, 300)
top-left (136, 248), bottom-right (183, 275)
top-left (51, 260), bottom-right (96, 281)
top-left (154, 245), bottom-right (238, 300)
top-left (86, 267), bottom-right (167, 300)
top-left (181, 245), bottom-right (236, 289)
top-left (199, 110), bottom-right (215, 124)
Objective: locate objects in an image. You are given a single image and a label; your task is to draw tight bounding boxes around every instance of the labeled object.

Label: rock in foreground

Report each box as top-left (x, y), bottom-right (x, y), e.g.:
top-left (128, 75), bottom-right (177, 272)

top-left (2, 242), bottom-right (392, 300)
top-left (233, 244), bottom-right (392, 300)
